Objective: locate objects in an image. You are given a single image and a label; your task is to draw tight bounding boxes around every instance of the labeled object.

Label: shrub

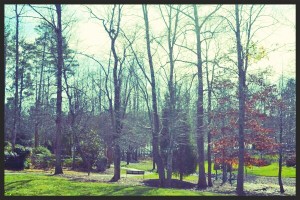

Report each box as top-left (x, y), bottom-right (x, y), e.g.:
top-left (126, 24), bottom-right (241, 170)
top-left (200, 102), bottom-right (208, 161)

top-left (14, 144), bottom-right (32, 157)
top-left (214, 163), bottom-right (221, 170)
top-left (63, 158), bottom-right (73, 168)
top-left (173, 143), bottom-right (197, 179)
top-left (252, 158), bottom-right (271, 167)
top-left (286, 155), bottom-right (296, 167)
top-left (24, 157), bottom-right (31, 169)
top-left (4, 141), bottom-right (12, 152)
top-left (95, 156), bottom-right (108, 172)
top-left (73, 157), bottom-right (84, 169)
top-left (263, 155), bottom-right (277, 164)
top-left (261, 159), bottom-right (271, 166)
top-left (4, 144), bottom-right (31, 170)
top-left (32, 146), bottom-right (52, 157)
top-left (63, 157), bottom-right (84, 169)
top-left (31, 146), bottom-right (54, 169)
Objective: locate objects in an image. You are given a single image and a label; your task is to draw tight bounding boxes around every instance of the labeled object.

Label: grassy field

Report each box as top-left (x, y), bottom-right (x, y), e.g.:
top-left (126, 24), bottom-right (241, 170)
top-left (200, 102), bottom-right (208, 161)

top-left (121, 160), bottom-right (154, 171)
top-left (246, 163), bottom-right (296, 178)
top-left (4, 173), bottom-right (219, 196)
top-left (5, 158), bottom-right (295, 196)
top-left (121, 159), bottom-right (296, 178)
top-left (4, 159), bottom-right (295, 196)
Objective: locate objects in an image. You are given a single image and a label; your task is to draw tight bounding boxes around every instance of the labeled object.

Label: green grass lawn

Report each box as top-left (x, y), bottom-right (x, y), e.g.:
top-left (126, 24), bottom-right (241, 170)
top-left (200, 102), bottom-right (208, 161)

top-left (121, 160), bottom-right (154, 171)
top-left (122, 159), bottom-right (295, 178)
top-left (4, 173), bottom-right (220, 196)
top-left (246, 163), bottom-right (296, 178)
top-left (5, 159), bottom-right (295, 196)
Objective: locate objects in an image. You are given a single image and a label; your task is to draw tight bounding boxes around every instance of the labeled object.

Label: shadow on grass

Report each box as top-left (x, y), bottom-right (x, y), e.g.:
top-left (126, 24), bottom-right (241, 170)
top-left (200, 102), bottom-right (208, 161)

top-left (5, 179), bottom-right (33, 191)
top-left (143, 179), bottom-right (197, 189)
top-left (100, 185), bottom-right (154, 196)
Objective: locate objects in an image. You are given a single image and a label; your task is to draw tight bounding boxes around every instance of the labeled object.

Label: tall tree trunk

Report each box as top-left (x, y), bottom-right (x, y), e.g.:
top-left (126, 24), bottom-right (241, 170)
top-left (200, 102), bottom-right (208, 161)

top-left (126, 146), bottom-right (131, 165)
top-left (74, 127), bottom-right (91, 175)
top-left (143, 4), bottom-right (165, 187)
top-left (278, 105), bottom-right (285, 193)
top-left (235, 4), bottom-right (245, 196)
top-left (73, 126), bottom-right (91, 175)
top-left (34, 123), bottom-right (39, 148)
top-left (207, 86), bottom-right (213, 187)
top-left (19, 61), bottom-right (24, 131)
top-left (12, 4), bottom-right (20, 150)
top-left (152, 159), bottom-right (156, 170)
top-left (54, 4), bottom-right (63, 175)
top-left (111, 37), bottom-right (121, 182)
top-left (166, 134), bottom-right (174, 187)
top-left (229, 164), bottom-right (233, 185)
top-left (222, 160), bottom-right (227, 184)
top-left (180, 172), bottom-right (183, 181)
top-left (193, 5), bottom-right (207, 189)
top-left (34, 32), bottom-right (47, 148)
top-left (164, 5), bottom-right (178, 188)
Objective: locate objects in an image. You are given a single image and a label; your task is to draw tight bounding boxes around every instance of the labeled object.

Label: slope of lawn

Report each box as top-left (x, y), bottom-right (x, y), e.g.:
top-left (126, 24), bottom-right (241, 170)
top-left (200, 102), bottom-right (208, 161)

top-left (4, 173), bottom-right (221, 196)
top-left (121, 160), bottom-right (154, 171)
top-left (122, 159), bottom-right (295, 178)
top-left (122, 160), bottom-right (215, 172)
top-left (246, 163), bottom-right (296, 178)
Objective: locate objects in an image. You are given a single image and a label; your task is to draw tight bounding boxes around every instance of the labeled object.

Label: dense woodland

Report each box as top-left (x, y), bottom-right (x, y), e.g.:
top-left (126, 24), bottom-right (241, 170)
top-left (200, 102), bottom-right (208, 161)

top-left (4, 4), bottom-right (295, 196)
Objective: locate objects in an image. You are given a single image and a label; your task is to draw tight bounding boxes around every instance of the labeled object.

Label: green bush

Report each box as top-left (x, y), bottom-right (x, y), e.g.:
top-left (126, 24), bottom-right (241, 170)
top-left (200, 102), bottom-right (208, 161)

top-left (14, 144), bottom-right (32, 157)
top-left (4, 141), bottom-right (12, 152)
top-left (74, 158), bottom-right (84, 169)
top-left (32, 146), bottom-right (52, 157)
top-left (4, 144), bottom-right (31, 170)
top-left (286, 155), bottom-right (296, 167)
top-left (63, 157), bottom-right (84, 169)
top-left (31, 146), bottom-right (54, 169)
top-left (24, 157), bottom-right (31, 169)
top-left (95, 156), bottom-right (108, 172)
top-left (63, 158), bottom-right (73, 168)
top-left (173, 144), bottom-right (197, 179)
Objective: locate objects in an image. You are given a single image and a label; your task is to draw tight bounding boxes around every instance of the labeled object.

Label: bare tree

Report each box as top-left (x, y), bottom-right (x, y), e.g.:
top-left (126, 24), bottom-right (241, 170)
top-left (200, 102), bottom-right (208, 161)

top-left (34, 32), bottom-right (47, 148)
top-left (11, 4), bottom-right (26, 150)
top-left (87, 4), bottom-right (125, 181)
top-left (142, 4), bottom-right (166, 187)
top-left (170, 4), bottom-right (220, 189)
top-left (232, 4), bottom-right (265, 195)
top-left (277, 75), bottom-right (285, 194)
top-left (29, 4), bottom-right (65, 174)
top-left (203, 37), bottom-right (219, 187)
top-left (53, 4), bottom-right (64, 175)
top-left (157, 4), bottom-right (181, 188)
top-left (12, 4), bottom-right (20, 150)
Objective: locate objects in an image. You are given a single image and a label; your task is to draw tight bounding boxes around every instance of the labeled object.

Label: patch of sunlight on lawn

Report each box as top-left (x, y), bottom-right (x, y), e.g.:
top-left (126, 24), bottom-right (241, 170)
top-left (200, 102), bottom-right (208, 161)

top-left (246, 163), bottom-right (296, 178)
top-left (5, 172), bottom-right (220, 196)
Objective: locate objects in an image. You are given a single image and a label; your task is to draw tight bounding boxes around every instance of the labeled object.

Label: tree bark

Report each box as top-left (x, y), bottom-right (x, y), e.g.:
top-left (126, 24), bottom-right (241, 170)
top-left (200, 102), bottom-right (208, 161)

top-left (235, 4), bottom-right (245, 196)
top-left (207, 85), bottom-right (213, 187)
top-left (164, 5), bottom-right (179, 188)
top-left (12, 4), bottom-right (20, 150)
top-left (193, 5), bottom-right (207, 189)
top-left (34, 32), bottom-right (47, 148)
top-left (54, 4), bottom-right (63, 175)
top-left (278, 104), bottom-right (285, 193)
top-left (34, 123), bottom-right (39, 148)
top-left (111, 28), bottom-right (121, 182)
top-left (222, 162), bottom-right (227, 184)
top-left (143, 4), bottom-right (165, 187)
top-left (152, 160), bottom-right (156, 170)
top-left (180, 172), bottom-right (183, 181)
top-left (19, 61), bottom-right (24, 129)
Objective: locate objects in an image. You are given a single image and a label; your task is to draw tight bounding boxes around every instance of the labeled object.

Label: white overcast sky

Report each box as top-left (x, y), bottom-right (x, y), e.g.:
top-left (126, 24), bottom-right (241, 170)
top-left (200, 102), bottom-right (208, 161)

top-left (5, 4), bottom-right (296, 82)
